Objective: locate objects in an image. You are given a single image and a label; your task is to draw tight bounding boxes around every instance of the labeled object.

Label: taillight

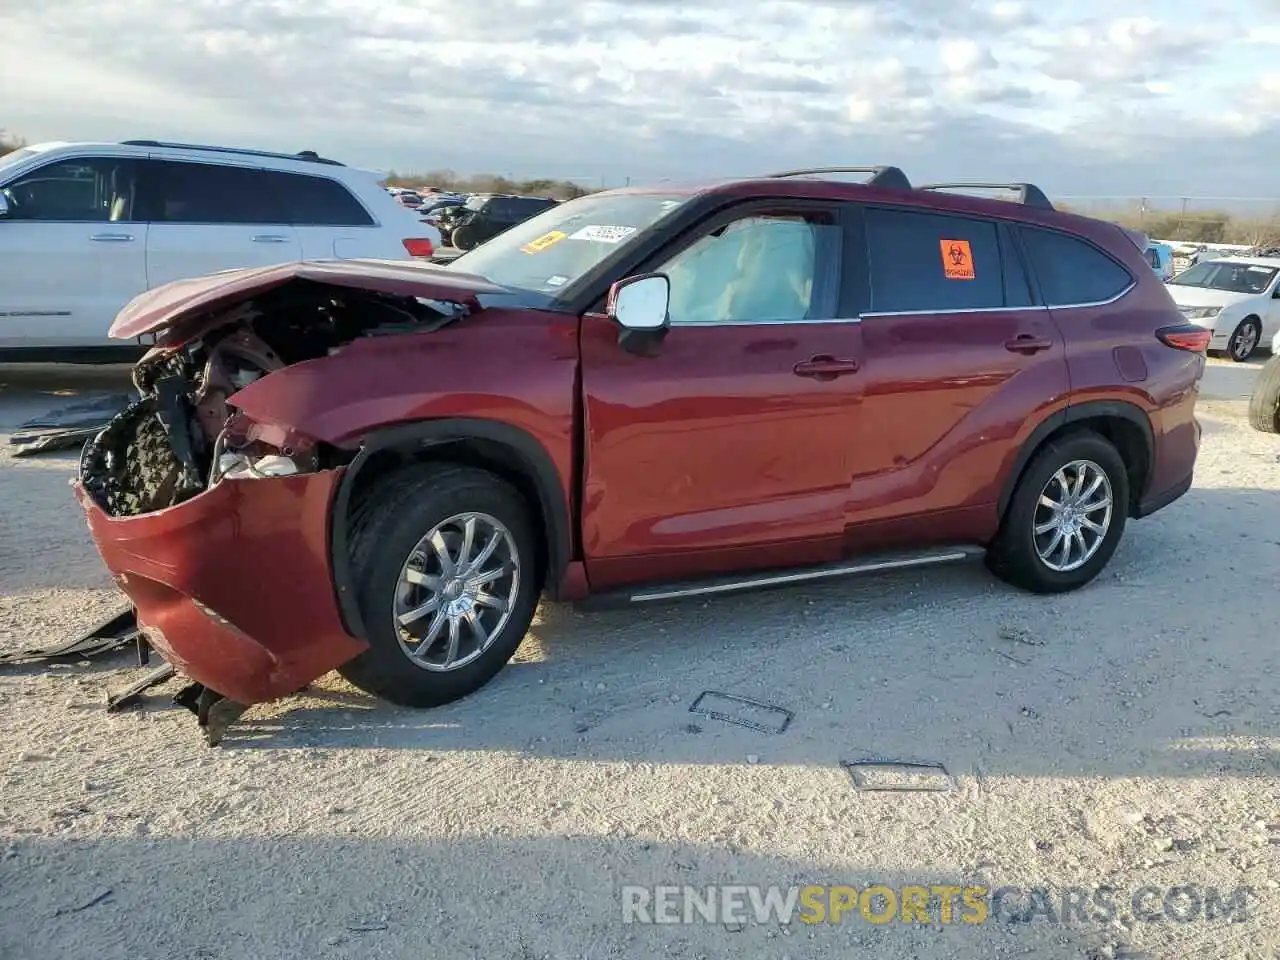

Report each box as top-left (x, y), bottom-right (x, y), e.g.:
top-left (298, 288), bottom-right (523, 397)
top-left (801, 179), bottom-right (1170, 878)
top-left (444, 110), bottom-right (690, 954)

top-left (1156, 323), bottom-right (1213, 353)
top-left (403, 238), bottom-right (434, 258)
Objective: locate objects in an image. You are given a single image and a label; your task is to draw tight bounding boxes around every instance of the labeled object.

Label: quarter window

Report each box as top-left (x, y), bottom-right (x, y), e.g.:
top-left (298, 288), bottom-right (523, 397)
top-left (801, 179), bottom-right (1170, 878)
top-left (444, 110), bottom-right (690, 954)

top-left (864, 207), bottom-right (1007, 313)
top-left (265, 171), bottom-right (374, 226)
top-left (655, 213), bottom-right (840, 324)
top-left (0, 157), bottom-right (138, 222)
top-left (1019, 226), bottom-right (1134, 306)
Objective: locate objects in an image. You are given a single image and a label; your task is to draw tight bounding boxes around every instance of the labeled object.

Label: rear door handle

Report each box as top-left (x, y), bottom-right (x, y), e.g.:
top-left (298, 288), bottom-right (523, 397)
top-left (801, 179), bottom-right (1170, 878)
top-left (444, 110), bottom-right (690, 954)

top-left (252, 234), bottom-right (290, 243)
top-left (90, 233), bottom-right (134, 242)
top-left (793, 355), bottom-right (860, 379)
top-left (1004, 335), bottom-right (1053, 354)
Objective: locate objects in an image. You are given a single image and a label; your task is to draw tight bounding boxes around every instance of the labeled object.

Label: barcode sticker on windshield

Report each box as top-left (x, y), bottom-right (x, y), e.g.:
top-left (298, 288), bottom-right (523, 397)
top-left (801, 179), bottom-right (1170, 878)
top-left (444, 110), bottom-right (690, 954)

top-left (569, 224), bottom-right (637, 244)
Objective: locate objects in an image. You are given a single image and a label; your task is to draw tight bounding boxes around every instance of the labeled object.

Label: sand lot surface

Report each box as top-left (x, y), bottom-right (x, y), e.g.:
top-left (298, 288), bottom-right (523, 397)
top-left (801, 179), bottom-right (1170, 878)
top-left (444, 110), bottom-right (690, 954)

top-left (0, 367), bottom-right (1277, 960)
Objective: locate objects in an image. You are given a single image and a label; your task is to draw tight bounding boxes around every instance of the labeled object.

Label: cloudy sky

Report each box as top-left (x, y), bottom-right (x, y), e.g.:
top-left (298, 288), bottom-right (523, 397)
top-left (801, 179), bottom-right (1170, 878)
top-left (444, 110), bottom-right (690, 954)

top-left (2, 0), bottom-right (1279, 198)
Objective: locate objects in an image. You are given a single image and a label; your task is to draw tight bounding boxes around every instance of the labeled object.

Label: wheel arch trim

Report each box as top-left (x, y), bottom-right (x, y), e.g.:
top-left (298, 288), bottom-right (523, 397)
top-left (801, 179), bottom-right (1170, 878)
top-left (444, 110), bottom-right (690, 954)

top-left (996, 400), bottom-right (1155, 520)
top-left (329, 418), bottom-right (573, 639)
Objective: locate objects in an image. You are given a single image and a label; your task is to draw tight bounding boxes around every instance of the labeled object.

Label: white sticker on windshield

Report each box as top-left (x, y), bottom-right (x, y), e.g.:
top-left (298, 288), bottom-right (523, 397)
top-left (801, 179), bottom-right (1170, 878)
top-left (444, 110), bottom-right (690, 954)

top-left (568, 224), bottom-right (637, 244)
top-left (545, 275), bottom-right (568, 287)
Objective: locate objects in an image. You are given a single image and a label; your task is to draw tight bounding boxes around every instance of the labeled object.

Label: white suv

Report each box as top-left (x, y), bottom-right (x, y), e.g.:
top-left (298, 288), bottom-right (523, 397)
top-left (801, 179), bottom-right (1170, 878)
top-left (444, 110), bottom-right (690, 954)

top-left (0, 140), bottom-right (443, 359)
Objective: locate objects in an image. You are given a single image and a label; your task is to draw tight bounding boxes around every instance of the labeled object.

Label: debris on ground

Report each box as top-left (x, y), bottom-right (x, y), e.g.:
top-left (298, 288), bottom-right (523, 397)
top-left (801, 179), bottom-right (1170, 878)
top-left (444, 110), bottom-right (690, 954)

top-left (841, 756), bottom-right (957, 792)
top-left (0, 605), bottom-right (139, 665)
top-left (8, 392), bottom-right (136, 458)
top-left (689, 691), bottom-right (794, 734)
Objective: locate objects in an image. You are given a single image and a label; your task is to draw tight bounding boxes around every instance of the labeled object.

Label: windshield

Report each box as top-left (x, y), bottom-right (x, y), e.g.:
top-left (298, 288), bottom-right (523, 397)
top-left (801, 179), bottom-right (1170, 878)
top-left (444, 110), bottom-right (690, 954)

top-left (1170, 261), bottom-right (1278, 294)
top-left (448, 192), bottom-right (690, 296)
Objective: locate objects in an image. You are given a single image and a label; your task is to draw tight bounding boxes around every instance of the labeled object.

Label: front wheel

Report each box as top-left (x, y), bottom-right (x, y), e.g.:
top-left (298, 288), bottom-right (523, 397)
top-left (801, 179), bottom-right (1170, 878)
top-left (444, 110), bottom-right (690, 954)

top-left (985, 433), bottom-right (1130, 594)
top-left (338, 464), bottom-right (541, 708)
top-left (1227, 317), bottom-right (1261, 362)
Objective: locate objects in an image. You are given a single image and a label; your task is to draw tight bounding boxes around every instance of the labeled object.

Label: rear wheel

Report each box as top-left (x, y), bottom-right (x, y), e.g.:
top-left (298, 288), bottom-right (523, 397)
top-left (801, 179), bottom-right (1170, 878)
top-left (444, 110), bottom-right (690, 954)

top-left (338, 464), bottom-right (540, 708)
top-left (1227, 316), bottom-right (1261, 362)
top-left (451, 224), bottom-right (476, 250)
top-left (1248, 353), bottom-right (1280, 433)
top-left (986, 433), bottom-right (1129, 594)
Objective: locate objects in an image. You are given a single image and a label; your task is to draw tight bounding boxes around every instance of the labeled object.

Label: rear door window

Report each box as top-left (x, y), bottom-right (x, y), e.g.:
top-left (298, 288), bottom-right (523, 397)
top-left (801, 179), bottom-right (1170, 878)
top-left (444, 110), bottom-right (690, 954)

top-left (142, 160), bottom-right (285, 224)
top-left (1018, 226), bottom-right (1134, 306)
top-left (863, 207), bottom-right (1008, 313)
top-left (266, 171), bottom-right (375, 226)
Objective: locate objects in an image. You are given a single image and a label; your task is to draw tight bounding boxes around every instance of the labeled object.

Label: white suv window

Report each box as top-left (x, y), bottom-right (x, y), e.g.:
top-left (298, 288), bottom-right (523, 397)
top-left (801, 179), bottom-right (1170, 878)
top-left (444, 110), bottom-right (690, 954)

top-left (1, 157), bottom-right (139, 222)
top-left (263, 170), bottom-right (375, 227)
top-left (143, 160), bottom-right (283, 224)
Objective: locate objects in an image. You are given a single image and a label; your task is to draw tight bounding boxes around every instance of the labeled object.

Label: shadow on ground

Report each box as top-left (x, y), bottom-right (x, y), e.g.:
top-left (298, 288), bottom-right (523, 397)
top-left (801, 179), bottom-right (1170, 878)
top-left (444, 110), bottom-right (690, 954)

top-left (0, 834), bottom-right (1210, 960)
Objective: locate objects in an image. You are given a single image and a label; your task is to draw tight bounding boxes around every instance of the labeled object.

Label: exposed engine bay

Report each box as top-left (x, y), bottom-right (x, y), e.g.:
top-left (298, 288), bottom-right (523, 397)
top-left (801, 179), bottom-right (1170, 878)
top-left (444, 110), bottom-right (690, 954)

top-left (80, 282), bottom-right (464, 517)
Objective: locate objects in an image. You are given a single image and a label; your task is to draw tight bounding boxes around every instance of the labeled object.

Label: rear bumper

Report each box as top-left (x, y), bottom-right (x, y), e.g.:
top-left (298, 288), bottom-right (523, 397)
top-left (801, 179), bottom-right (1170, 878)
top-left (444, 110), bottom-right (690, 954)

top-left (73, 470), bottom-right (367, 705)
top-left (1135, 471), bottom-right (1193, 518)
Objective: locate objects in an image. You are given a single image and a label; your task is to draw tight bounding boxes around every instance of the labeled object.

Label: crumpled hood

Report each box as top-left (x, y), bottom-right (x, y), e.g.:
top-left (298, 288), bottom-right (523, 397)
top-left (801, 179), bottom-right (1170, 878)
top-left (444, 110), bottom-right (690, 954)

top-left (109, 258), bottom-right (511, 344)
top-left (1165, 285), bottom-right (1254, 310)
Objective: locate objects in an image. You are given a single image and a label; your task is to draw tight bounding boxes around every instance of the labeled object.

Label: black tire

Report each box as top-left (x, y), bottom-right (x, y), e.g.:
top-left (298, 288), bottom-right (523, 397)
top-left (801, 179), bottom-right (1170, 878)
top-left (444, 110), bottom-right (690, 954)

top-left (451, 224), bottom-right (476, 250)
top-left (1227, 316), bottom-right (1262, 362)
top-left (1248, 353), bottom-right (1280, 433)
top-left (337, 463), bottom-right (541, 708)
top-left (985, 432), bottom-right (1130, 594)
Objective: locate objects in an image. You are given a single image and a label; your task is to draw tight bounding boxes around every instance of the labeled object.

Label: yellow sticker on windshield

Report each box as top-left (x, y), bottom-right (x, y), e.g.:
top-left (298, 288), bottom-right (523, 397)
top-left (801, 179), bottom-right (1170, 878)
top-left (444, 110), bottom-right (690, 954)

top-left (521, 230), bottom-right (567, 254)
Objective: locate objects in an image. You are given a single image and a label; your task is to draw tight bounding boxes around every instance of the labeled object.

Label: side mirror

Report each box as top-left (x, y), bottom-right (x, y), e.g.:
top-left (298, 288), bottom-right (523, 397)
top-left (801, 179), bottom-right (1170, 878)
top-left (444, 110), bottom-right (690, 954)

top-left (607, 273), bottom-right (670, 331)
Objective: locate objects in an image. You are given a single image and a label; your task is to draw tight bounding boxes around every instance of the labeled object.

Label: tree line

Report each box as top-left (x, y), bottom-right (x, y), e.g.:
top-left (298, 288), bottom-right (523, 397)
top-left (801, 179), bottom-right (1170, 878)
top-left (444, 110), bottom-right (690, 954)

top-left (382, 169), bottom-right (598, 201)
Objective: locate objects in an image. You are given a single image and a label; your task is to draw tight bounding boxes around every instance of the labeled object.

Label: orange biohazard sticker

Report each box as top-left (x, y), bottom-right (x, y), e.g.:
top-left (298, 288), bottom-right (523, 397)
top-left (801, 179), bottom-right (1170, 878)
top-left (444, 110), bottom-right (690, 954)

top-left (520, 230), bottom-right (567, 255)
top-left (940, 239), bottom-right (975, 280)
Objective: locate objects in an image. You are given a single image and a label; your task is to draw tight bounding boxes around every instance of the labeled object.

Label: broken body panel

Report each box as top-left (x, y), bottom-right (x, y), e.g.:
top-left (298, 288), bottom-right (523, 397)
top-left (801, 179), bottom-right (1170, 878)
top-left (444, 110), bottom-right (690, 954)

top-left (75, 260), bottom-right (573, 704)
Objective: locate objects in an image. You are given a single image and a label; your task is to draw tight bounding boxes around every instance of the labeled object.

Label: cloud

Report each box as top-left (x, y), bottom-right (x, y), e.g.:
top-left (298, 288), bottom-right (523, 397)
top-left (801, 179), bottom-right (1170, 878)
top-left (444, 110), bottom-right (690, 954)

top-left (0, 0), bottom-right (1277, 197)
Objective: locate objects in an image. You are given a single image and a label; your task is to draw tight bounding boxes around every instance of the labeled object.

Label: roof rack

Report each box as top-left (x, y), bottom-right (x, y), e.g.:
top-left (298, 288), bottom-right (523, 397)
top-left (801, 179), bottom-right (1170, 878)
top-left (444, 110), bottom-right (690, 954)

top-left (766, 165), bottom-right (913, 191)
top-left (120, 140), bottom-right (345, 166)
top-left (917, 182), bottom-right (1053, 210)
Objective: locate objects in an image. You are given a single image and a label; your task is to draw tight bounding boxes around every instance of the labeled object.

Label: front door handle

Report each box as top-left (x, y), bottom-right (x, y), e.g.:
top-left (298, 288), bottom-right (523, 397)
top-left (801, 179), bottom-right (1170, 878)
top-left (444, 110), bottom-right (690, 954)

top-left (252, 234), bottom-right (290, 243)
top-left (1004, 335), bottom-right (1053, 355)
top-left (793, 355), bottom-right (860, 379)
top-left (89, 233), bottom-right (134, 242)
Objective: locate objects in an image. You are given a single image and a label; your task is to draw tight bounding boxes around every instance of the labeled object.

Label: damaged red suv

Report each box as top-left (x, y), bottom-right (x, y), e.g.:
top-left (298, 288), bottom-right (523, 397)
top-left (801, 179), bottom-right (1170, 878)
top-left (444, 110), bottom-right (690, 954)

top-left (74, 166), bottom-right (1207, 713)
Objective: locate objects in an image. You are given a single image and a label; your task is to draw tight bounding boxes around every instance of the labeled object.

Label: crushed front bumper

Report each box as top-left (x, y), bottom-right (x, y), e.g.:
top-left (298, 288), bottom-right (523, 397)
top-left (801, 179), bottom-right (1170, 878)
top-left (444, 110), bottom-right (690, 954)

top-left (73, 469), bottom-right (368, 705)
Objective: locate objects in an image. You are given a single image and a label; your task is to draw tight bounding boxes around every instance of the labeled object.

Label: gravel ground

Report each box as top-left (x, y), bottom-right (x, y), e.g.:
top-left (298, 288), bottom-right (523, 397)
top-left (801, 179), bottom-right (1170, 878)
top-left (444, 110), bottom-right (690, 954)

top-left (0, 367), bottom-right (1278, 960)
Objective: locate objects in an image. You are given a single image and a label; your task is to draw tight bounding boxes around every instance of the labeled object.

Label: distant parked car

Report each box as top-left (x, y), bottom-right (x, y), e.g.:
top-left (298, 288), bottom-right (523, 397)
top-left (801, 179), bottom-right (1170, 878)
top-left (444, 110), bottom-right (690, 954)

top-left (1248, 329), bottom-right (1280, 432)
top-left (447, 194), bottom-right (559, 250)
top-left (418, 197), bottom-right (464, 220)
top-left (0, 139), bottom-right (441, 359)
top-left (1164, 256), bottom-right (1280, 361)
top-left (1144, 241), bottom-right (1174, 281)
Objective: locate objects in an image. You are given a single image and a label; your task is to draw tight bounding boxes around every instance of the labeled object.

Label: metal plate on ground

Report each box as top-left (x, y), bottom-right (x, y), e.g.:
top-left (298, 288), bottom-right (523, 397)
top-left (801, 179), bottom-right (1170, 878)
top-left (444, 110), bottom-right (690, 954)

top-left (689, 691), bottom-right (794, 734)
top-left (841, 756), bottom-right (956, 792)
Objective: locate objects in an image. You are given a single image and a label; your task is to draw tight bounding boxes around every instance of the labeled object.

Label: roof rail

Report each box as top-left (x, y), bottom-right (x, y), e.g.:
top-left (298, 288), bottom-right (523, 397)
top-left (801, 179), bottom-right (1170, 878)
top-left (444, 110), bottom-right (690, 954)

top-left (766, 165), bottom-right (912, 191)
top-left (917, 181), bottom-right (1053, 210)
top-left (120, 140), bottom-right (345, 166)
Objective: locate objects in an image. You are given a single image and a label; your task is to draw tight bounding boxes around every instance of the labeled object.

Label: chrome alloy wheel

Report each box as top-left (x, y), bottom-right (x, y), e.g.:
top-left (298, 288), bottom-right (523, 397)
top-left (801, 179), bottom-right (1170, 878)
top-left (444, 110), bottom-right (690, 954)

top-left (393, 512), bottom-right (521, 672)
top-left (1229, 321), bottom-right (1259, 362)
top-left (1032, 459), bottom-right (1114, 573)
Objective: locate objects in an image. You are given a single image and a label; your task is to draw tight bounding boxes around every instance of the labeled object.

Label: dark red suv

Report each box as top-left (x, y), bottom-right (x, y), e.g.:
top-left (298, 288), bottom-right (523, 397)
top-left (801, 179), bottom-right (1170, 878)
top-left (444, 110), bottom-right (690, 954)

top-left (74, 166), bottom-right (1208, 714)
